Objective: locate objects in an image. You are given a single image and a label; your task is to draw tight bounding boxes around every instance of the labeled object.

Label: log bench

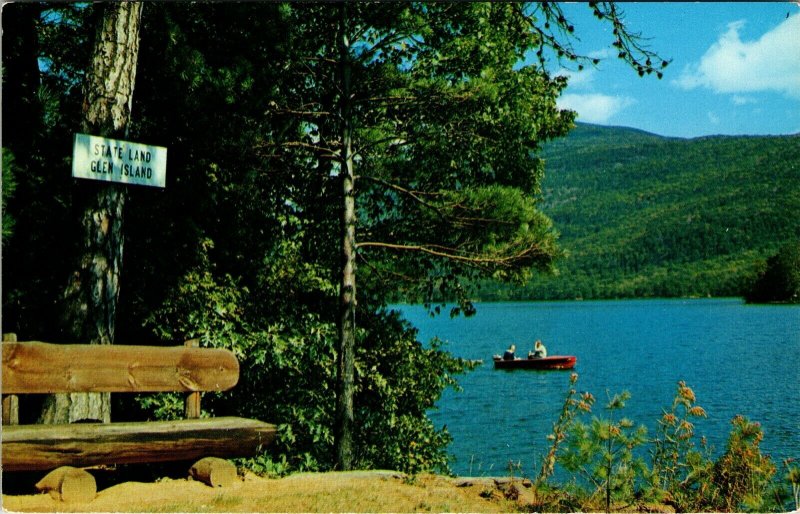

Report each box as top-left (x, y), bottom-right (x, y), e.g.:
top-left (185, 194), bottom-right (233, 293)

top-left (2, 337), bottom-right (276, 500)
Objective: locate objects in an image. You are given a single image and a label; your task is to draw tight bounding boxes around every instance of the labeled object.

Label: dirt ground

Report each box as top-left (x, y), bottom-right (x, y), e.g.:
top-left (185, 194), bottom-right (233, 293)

top-left (2, 470), bottom-right (533, 513)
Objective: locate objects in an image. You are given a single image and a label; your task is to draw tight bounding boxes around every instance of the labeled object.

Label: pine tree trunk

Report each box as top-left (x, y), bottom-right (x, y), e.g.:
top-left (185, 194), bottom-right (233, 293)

top-left (39, 2), bottom-right (143, 425)
top-left (334, 1), bottom-right (356, 471)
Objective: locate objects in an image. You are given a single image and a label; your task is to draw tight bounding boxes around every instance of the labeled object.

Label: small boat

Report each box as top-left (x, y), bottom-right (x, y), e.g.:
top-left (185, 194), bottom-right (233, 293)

top-left (492, 355), bottom-right (577, 370)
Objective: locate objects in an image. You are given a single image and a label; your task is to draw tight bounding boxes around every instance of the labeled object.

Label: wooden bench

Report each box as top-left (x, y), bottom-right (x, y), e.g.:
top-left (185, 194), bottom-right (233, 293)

top-left (2, 337), bottom-right (276, 500)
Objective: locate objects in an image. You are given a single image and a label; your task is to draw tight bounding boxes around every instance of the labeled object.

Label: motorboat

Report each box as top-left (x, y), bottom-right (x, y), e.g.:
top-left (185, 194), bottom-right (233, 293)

top-left (492, 354), bottom-right (576, 370)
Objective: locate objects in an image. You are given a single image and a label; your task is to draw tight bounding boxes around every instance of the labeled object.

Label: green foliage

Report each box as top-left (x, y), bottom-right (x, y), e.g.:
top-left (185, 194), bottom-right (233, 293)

top-left (786, 462), bottom-right (800, 511)
top-left (135, 393), bottom-right (186, 422)
top-left (274, 3), bottom-right (579, 320)
top-left (2, 149), bottom-right (17, 243)
top-left (537, 372), bottom-right (595, 484)
top-left (272, 3), bottom-right (581, 467)
top-left (746, 240), bottom-right (800, 303)
top-left (1, 4), bottom-right (89, 339)
top-left (244, 452), bottom-right (291, 478)
top-left (559, 390), bottom-right (649, 511)
top-left (538, 380), bottom-right (795, 512)
top-left (144, 238), bottom-right (250, 352)
top-left (353, 312), bottom-right (479, 474)
top-left (475, 124), bottom-right (800, 301)
top-left (711, 416), bottom-right (777, 512)
top-left (649, 381), bottom-right (715, 511)
top-left (135, 231), bottom-right (473, 475)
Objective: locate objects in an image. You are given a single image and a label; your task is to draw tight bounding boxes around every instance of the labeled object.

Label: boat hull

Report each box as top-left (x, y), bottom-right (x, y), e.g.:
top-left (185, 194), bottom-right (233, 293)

top-left (493, 355), bottom-right (576, 370)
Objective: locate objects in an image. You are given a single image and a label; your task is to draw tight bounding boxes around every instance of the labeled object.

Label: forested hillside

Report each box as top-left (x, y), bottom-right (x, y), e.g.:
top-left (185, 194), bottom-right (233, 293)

top-left (477, 123), bottom-right (800, 300)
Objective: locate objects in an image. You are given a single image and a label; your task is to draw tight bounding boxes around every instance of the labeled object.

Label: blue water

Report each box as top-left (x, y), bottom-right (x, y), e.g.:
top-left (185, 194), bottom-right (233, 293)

top-left (397, 299), bottom-right (800, 477)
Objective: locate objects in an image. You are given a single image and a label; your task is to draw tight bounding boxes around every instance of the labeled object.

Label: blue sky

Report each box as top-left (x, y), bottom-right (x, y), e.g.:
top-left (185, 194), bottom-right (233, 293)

top-left (537, 3), bottom-right (800, 138)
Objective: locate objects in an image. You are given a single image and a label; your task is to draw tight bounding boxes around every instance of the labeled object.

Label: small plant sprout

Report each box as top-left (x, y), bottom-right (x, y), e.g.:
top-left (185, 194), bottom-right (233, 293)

top-left (537, 372), bottom-right (595, 485)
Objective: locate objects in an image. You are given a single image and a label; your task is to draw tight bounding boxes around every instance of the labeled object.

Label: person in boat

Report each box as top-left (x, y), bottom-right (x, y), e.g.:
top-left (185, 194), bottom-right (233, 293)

top-left (529, 340), bottom-right (547, 359)
top-left (503, 344), bottom-right (516, 360)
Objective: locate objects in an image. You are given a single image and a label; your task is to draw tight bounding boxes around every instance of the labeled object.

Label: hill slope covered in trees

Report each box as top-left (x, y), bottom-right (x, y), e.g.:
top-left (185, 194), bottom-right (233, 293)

top-left (478, 123), bottom-right (800, 300)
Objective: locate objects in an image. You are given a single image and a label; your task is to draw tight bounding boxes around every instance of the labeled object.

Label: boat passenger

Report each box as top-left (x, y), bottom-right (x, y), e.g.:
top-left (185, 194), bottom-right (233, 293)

top-left (503, 344), bottom-right (516, 360)
top-left (529, 340), bottom-right (547, 359)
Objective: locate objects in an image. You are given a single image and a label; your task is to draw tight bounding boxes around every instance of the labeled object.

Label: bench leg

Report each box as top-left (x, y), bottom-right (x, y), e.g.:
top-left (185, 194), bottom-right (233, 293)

top-left (189, 457), bottom-right (239, 488)
top-left (2, 394), bottom-right (19, 425)
top-left (35, 466), bottom-right (97, 503)
top-left (2, 334), bottom-right (20, 425)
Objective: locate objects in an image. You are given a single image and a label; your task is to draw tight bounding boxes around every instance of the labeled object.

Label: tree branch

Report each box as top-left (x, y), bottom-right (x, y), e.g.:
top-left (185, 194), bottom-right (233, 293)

top-left (257, 140), bottom-right (338, 159)
top-left (356, 240), bottom-right (544, 269)
top-left (356, 253), bottom-right (416, 283)
top-left (359, 175), bottom-right (448, 219)
top-left (519, 2), bottom-right (670, 76)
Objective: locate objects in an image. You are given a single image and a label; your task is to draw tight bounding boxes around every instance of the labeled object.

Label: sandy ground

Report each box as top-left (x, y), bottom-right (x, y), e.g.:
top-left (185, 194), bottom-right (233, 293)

top-left (2, 470), bottom-right (529, 513)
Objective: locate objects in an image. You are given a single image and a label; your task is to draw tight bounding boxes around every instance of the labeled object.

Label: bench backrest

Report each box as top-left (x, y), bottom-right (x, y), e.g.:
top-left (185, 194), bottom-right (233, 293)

top-left (2, 341), bottom-right (239, 394)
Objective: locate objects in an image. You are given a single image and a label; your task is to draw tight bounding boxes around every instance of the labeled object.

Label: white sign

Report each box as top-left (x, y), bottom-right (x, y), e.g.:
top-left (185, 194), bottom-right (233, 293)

top-left (72, 133), bottom-right (167, 188)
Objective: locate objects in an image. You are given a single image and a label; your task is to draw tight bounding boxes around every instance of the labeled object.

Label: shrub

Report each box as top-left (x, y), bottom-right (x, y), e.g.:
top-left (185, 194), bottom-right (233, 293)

top-left (541, 380), bottom-right (795, 512)
top-left (746, 240), bottom-right (800, 303)
top-left (137, 239), bottom-right (475, 475)
top-left (649, 381), bottom-right (715, 511)
top-left (712, 415), bottom-right (776, 512)
top-left (559, 390), bottom-right (649, 512)
top-left (537, 372), bottom-right (594, 485)
top-left (787, 462), bottom-right (800, 511)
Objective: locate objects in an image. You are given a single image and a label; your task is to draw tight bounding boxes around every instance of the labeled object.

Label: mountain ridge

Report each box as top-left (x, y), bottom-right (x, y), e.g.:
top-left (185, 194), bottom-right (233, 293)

top-left (566, 122), bottom-right (800, 142)
top-left (477, 123), bottom-right (800, 300)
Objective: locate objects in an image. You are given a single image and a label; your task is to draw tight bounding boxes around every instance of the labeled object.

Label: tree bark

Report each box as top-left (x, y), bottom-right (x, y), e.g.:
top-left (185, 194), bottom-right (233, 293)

top-left (334, 1), bottom-right (357, 471)
top-left (40, 2), bottom-right (143, 425)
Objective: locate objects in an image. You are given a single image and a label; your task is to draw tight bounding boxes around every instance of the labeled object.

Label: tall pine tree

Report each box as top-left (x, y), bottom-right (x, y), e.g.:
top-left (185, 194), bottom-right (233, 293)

top-left (40, 2), bottom-right (143, 424)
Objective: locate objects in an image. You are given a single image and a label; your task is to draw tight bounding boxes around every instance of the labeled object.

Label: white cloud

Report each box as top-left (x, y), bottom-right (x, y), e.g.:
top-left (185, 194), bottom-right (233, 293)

top-left (674, 14), bottom-right (800, 99)
top-left (588, 48), bottom-right (614, 61)
top-left (555, 67), bottom-right (598, 90)
top-left (708, 111), bottom-right (720, 125)
top-left (557, 93), bottom-right (636, 124)
top-left (731, 95), bottom-right (757, 106)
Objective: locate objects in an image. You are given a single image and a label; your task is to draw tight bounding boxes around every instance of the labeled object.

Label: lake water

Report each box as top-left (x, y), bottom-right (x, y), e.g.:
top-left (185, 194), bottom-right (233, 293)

top-left (397, 299), bottom-right (800, 477)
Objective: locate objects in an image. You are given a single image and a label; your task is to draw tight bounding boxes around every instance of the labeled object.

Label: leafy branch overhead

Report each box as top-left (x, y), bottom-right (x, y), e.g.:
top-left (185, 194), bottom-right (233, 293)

top-left (527, 2), bottom-right (671, 76)
top-left (358, 184), bottom-right (561, 276)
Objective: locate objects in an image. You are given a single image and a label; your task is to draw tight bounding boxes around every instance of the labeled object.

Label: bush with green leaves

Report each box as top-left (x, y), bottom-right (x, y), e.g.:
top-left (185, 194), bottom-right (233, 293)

top-left (711, 415), bottom-right (777, 512)
top-left (2, 149), bottom-right (16, 243)
top-left (538, 380), bottom-right (796, 512)
top-left (746, 240), bottom-right (800, 304)
top-left (558, 390), bottom-right (649, 512)
top-left (649, 381), bottom-right (715, 511)
top-left (786, 462), bottom-right (800, 512)
top-left (137, 237), bottom-right (475, 476)
top-left (352, 311), bottom-right (479, 474)
top-left (537, 372), bottom-right (595, 485)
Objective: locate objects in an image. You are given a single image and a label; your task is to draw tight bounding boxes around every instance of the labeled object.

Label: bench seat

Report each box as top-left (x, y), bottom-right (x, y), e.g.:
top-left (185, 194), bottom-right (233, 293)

top-left (2, 416), bottom-right (276, 471)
